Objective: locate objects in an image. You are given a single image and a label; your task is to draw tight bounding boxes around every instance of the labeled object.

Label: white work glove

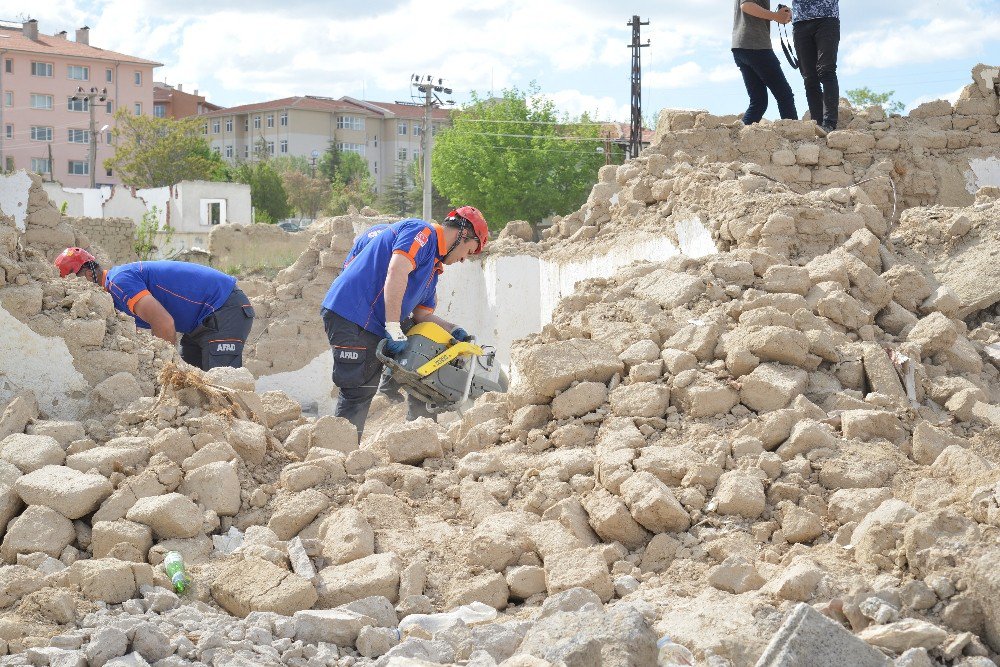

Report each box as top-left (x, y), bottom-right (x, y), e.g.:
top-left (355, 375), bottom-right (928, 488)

top-left (384, 321), bottom-right (408, 355)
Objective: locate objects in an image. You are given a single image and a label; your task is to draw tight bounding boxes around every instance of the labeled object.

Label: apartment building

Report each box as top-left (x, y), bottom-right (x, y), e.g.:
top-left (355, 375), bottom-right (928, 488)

top-left (153, 82), bottom-right (220, 119)
top-left (0, 19), bottom-right (161, 187)
top-left (201, 96), bottom-right (451, 193)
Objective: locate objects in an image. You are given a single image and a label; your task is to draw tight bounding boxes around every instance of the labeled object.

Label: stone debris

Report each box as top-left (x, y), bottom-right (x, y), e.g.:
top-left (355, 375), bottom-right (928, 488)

top-left (0, 64), bottom-right (998, 667)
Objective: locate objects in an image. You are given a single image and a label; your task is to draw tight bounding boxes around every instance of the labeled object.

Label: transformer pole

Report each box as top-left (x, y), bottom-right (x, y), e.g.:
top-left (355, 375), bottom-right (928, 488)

top-left (627, 15), bottom-right (650, 160)
top-left (71, 86), bottom-right (107, 188)
top-left (411, 75), bottom-right (452, 221)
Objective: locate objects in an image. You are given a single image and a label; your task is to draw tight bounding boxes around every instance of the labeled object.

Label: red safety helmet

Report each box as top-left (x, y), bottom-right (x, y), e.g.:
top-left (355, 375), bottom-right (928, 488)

top-left (445, 206), bottom-right (489, 254)
top-left (54, 247), bottom-right (97, 278)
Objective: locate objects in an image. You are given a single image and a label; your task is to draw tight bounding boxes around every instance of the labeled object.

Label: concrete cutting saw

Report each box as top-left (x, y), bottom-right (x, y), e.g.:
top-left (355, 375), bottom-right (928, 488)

top-left (375, 322), bottom-right (507, 413)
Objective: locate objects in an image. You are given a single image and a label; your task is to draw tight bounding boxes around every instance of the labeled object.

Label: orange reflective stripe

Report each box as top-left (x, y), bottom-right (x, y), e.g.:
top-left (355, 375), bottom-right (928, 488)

top-left (391, 249), bottom-right (417, 270)
top-left (415, 305), bottom-right (434, 313)
top-left (432, 223), bottom-right (448, 256)
top-left (126, 289), bottom-right (151, 313)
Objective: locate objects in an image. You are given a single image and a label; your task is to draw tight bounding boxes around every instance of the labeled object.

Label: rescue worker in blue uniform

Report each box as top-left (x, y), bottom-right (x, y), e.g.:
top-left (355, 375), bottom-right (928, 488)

top-left (55, 248), bottom-right (255, 371)
top-left (320, 206), bottom-right (489, 436)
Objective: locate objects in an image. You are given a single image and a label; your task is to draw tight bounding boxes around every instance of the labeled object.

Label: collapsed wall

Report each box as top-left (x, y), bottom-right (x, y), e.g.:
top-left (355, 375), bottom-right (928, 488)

top-left (0, 65), bottom-right (996, 667)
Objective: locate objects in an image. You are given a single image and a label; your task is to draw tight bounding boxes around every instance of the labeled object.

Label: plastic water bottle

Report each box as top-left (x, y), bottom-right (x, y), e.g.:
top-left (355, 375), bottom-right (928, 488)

top-left (657, 635), bottom-right (695, 666)
top-left (164, 551), bottom-right (189, 594)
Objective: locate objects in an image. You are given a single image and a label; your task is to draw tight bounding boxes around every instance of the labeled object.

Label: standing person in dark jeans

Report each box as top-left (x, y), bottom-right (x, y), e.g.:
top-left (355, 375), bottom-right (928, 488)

top-left (732, 0), bottom-right (797, 124)
top-left (792, 0), bottom-right (840, 135)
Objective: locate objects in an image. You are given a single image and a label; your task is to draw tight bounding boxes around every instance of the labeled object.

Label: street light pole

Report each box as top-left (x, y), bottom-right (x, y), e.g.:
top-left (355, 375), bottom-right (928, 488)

top-left (410, 74), bottom-right (452, 221)
top-left (71, 86), bottom-right (107, 188)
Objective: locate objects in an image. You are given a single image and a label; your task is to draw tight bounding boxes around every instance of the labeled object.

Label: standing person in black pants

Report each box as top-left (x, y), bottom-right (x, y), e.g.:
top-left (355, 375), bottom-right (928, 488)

top-left (731, 0), bottom-right (798, 125)
top-left (792, 0), bottom-right (840, 135)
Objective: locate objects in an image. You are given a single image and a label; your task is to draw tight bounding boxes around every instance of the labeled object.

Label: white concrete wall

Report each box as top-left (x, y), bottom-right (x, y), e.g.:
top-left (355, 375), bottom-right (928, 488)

top-left (0, 304), bottom-right (88, 418)
top-left (0, 171), bottom-right (33, 231)
top-left (256, 217), bottom-right (717, 414)
top-left (966, 157), bottom-right (1000, 193)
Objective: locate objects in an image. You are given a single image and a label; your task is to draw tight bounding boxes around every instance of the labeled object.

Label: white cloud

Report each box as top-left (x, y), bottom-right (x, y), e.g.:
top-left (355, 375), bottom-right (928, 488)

top-left (646, 62), bottom-right (740, 90)
top-left (905, 85), bottom-right (965, 113)
top-left (532, 90), bottom-right (630, 122)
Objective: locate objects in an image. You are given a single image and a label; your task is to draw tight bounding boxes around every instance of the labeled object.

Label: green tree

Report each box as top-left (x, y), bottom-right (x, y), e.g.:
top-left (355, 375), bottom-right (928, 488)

top-left (431, 84), bottom-right (609, 227)
top-left (846, 87), bottom-right (906, 114)
top-left (378, 163), bottom-right (416, 217)
top-left (281, 170), bottom-right (329, 220)
top-left (104, 109), bottom-right (226, 187)
top-left (134, 206), bottom-right (174, 259)
top-left (318, 141), bottom-right (342, 183)
top-left (271, 155), bottom-right (312, 176)
top-left (407, 158), bottom-right (451, 220)
top-left (322, 150), bottom-right (376, 215)
top-left (229, 160), bottom-right (291, 223)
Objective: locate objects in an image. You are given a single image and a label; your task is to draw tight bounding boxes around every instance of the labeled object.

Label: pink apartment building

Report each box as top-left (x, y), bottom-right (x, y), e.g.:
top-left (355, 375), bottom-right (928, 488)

top-left (0, 19), bottom-right (161, 187)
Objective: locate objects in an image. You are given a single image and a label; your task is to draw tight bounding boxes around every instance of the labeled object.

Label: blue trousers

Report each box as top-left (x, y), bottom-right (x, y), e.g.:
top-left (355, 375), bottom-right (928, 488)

top-left (732, 48), bottom-right (798, 124)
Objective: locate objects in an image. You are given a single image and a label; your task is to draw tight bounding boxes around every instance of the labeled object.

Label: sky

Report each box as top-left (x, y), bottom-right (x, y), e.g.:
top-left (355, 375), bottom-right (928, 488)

top-left (3, 0), bottom-right (999, 123)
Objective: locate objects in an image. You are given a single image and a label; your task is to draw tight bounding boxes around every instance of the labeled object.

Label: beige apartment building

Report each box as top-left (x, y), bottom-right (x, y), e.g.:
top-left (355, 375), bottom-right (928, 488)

top-left (201, 96), bottom-right (451, 193)
top-left (0, 19), bottom-right (160, 187)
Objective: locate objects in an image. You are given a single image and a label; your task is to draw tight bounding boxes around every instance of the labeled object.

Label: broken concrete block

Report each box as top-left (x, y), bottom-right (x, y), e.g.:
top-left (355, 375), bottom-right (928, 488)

top-left (472, 511), bottom-right (537, 570)
top-left (13, 465), bottom-right (112, 519)
top-left (755, 602), bottom-right (889, 667)
top-left (91, 520), bottom-right (153, 561)
top-left (511, 338), bottom-right (624, 398)
top-left (857, 619), bottom-right (948, 653)
top-left (211, 556), bottom-right (318, 618)
top-left (310, 415), bottom-right (359, 455)
top-left (267, 489), bottom-right (330, 541)
top-left (551, 382), bottom-right (609, 419)
top-left (906, 312), bottom-right (958, 357)
top-left (293, 609), bottom-right (374, 646)
top-left (671, 373), bottom-right (739, 417)
top-left (911, 421), bottom-right (964, 465)
top-left (0, 433), bottom-right (65, 473)
top-left (932, 445), bottom-right (993, 481)
top-left (714, 471), bottom-right (766, 519)
top-left (506, 565), bottom-right (546, 600)
top-left (316, 552), bottom-right (401, 607)
top-left (67, 558), bottom-right (139, 604)
top-left (447, 571), bottom-right (509, 610)
top-left (775, 420), bottom-right (836, 460)
top-left (708, 555), bottom-right (764, 593)
top-left (781, 506), bottom-right (823, 543)
top-left (125, 492), bottom-right (203, 539)
top-left (226, 419), bottom-right (268, 465)
top-left (581, 487), bottom-right (650, 550)
top-left (609, 382), bottom-right (670, 418)
top-left (373, 419), bottom-right (442, 465)
top-left (740, 363), bottom-right (808, 413)
top-left (1, 504), bottom-right (75, 562)
top-left (0, 393), bottom-right (38, 441)
top-left (619, 471), bottom-right (690, 533)
top-left (861, 344), bottom-right (907, 400)
top-left (178, 460), bottom-right (241, 517)
top-left (768, 560), bottom-right (824, 601)
top-left (543, 547), bottom-right (613, 603)
top-left (321, 507), bottom-right (375, 566)
top-left (841, 410), bottom-right (905, 444)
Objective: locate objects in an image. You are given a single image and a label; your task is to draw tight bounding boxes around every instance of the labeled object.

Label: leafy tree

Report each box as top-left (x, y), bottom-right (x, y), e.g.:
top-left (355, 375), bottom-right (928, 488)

top-left (318, 141), bottom-right (342, 183)
top-left (229, 160), bottom-right (291, 223)
top-left (408, 158), bottom-right (451, 220)
top-left (378, 163), bottom-right (416, 217)
top-left (846, 87), bottom-right (906, 114)
top-left (282, 170), bottom-right (329, 220)
top-left (326, 177), bottom-right (376, 216)
top-left (271, 155), bottom-right (312, 176)
top-left (432, 83), bottom-right (610, 227)
top-left (104, 109), bottom-right (226, 187)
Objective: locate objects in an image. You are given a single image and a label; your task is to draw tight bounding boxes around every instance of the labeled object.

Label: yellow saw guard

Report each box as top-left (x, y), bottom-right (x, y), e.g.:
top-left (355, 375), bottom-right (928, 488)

top-left (405, 322), bottom-right (485, 377)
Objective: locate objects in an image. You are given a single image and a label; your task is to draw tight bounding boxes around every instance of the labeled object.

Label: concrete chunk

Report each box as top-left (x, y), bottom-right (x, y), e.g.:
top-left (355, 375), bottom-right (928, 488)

top-left (754, 602), bottom-right (890, 667)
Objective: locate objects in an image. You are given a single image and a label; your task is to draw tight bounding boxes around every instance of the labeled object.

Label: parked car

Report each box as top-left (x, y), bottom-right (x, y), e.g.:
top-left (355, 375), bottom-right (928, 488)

top-left (277, 221), bottom-right (300, 233)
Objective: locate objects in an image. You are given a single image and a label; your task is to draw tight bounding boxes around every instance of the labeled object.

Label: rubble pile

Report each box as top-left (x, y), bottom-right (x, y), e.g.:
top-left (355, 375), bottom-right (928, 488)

top-left (0, 67), bottom-right (997, 667)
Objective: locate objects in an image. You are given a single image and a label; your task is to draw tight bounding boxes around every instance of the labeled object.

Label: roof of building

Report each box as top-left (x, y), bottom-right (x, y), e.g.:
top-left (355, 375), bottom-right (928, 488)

top-left (202, 95), bottom-right (453, 121)
top-left (153, 83), bottom-right (222, 111)
top-left (0, 25), bottom-right (162, 66)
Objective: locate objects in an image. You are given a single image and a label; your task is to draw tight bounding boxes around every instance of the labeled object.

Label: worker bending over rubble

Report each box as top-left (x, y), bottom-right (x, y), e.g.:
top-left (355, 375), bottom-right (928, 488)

top-left (320, 207), bottom-right (489, 436)
top-left (55, 248), bottom-right (255, 371)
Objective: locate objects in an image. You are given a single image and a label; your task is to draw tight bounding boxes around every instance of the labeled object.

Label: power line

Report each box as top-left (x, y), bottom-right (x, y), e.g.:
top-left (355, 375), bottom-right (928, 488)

top-left (446, 131), bottom-right (610, 142)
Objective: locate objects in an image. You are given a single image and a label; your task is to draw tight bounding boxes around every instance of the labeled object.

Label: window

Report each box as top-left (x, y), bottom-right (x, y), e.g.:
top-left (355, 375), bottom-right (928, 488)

top-left (30, 126), bottom-right (53, 141)
top-left (106, 101), bottom-right (113, 113)
top-left (338, 143), bottom-right (365, 156)
top-left (243, 119), bottom-right (249, 131)
top-left (201, 199), bottom-right (226, 226)
top-left (212, 146), bottom-right (221, 155)
top-left (67, 96), bottom-right (88, 112)
top-left (32, 94), bottom-right (54, 110)
top-left (397, 122), bottom-right (407, 135)
top-left (3, 124), bottom-right (10, 139)
top-left (202, 122), bottom-right (208, 134)
top-left (68, 129), bottom-right (89, 144)
top-left (225, 118), bottom-right (233, 132)
top-left (153, 103), bottom-right (166, 118)
top-left (207, 202), bottom-right (221, 225)
top-left (397, 148), bottom-right (407, 161)
top-left (4, 59), bottom-right (11, 74)
top-left (4, 92), bottom-right (11, 107)
top-left (266, 114), bottom-right (274, 128)
top-left (253, 116), bottom-right (261, 129)
top-left (373, 135), bottom-right (378, 148)
top-left (413, 124), bottom-right (422, 136)
top-left (5, 157), bottom-right (14, 171)
top-left (244, 145), bottom-right (249, 158)
top-left (106, 68), bottom-right (113, 82)
top-left (31, 158), bottom-right (51, 174)
top-left (373, 160), bottom-right (378, 174)
top-left (106, 168), bottom-right (113, 177)
top-left (413, 149), bottom-right (420, 161)
top-left (280, 140), bottom-right (288, 154)
top-left (212, 120), bottom-right (220, 133)
top-left (106, 131), bottom-right (112, 144)
top-left (337, 115), bottom-right (364, 131)
top-left (30, 61), bottom-right (52, 77)
top-left (225, 145), bottom-right (233, 158)
top-left (279, 112), bottom-right (287, 127)
top-left (134, 102), bottom-right (142, 115)
top-left (67, 65), bottom-right (89, 80)
top-left (68, 160), bottom-right (89, 175)
top-left (134, 71), bottom-right (142, 85)
top-left (266, 141), bottom-right (274, 155)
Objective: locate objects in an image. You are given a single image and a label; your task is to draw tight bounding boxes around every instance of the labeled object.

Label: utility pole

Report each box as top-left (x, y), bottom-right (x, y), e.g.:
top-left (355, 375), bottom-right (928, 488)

top-left (627, 15), bottom-right (650, 160)
top-left (71, 86), bottom-right (107, 188)
top-left (411, 74), bottom-right (453, 221)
